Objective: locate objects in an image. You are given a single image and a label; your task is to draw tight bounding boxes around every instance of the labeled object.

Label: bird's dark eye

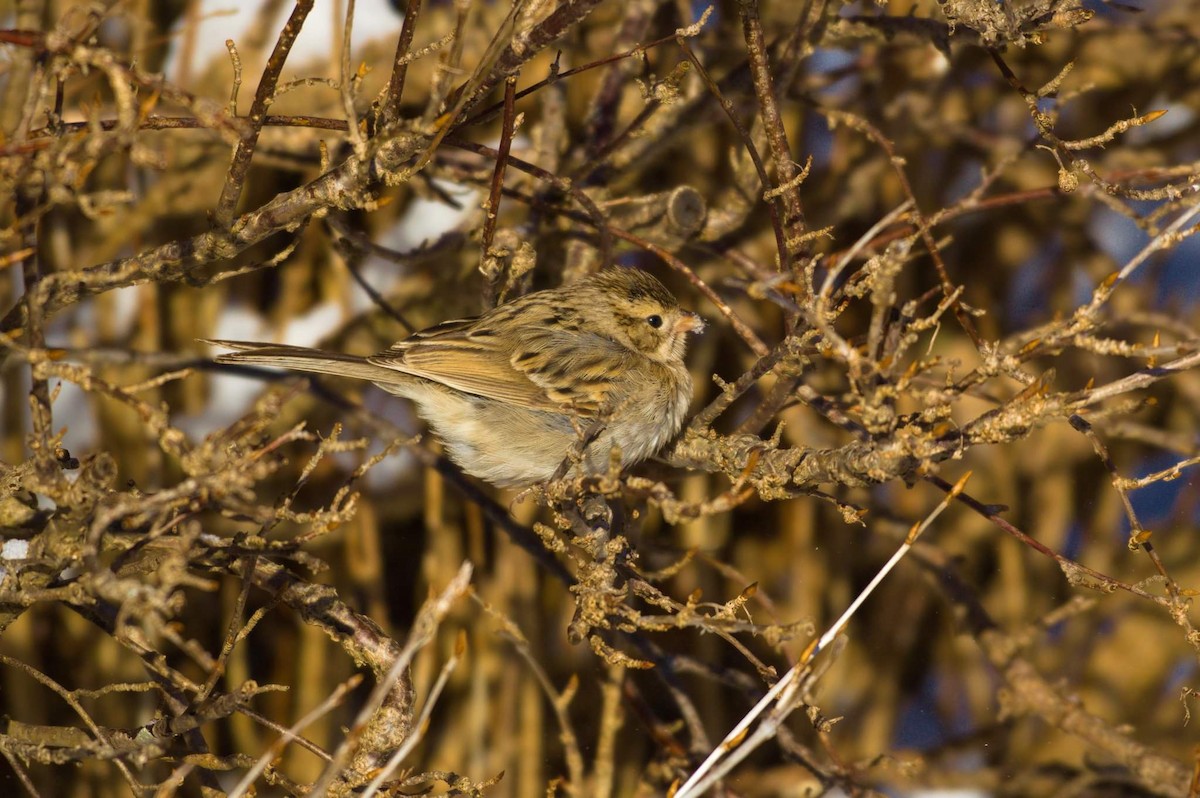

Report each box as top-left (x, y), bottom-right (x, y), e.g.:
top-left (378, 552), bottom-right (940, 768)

top-left (646, 314), bottom-right (663, 329)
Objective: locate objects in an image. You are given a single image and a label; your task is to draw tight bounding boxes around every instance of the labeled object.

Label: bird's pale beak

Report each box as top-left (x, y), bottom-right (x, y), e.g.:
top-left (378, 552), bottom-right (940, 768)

top-left (675, 311), bottom-right (705, 334)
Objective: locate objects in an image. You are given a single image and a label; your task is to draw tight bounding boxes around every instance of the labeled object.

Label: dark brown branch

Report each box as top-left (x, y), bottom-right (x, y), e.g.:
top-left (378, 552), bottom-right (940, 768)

top-left (214, 0), bottom-right (315, 228)
top-left (380, 0), bottom-right (423, 128)
top-left (675, 38), bottom-right (791, 277)
top-left (469, 0), bottom-right (606, 112)
top-left (479, 75), bottom-right (519, 306)
top-left (736, 0), bottom-right (807, 266)
top-left (443, 135), bottom-right (614, 267)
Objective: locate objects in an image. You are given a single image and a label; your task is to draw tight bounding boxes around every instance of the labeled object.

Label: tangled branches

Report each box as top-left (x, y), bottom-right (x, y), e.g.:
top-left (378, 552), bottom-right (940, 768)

top-left (2, 0), bottom-right (1199, 796)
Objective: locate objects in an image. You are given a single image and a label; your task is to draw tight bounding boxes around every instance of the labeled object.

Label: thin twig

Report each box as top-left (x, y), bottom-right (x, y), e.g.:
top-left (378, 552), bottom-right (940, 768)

top-left (215, 0), bottom-right (315, 228)
top-left (736, 0), bottom-right (807, 265)
top-left (479, 75), bottom-right (519, 306)
top-left (380, 0), bottom-right (423, 128)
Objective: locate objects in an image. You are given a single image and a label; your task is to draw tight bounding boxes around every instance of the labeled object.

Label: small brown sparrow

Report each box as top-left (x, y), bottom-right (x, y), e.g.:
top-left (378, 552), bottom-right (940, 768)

top-left (207, 268), bottom-right (704, 487)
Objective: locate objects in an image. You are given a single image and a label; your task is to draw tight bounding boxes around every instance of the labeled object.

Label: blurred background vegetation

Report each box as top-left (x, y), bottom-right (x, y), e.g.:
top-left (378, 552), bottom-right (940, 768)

top-left (1, 0), bottom-right (1199, 795)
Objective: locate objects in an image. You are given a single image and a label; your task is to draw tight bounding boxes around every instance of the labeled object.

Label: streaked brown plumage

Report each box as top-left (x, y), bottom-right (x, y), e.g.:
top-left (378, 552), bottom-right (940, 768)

top-left (207, 268), bottom-right (704, 487)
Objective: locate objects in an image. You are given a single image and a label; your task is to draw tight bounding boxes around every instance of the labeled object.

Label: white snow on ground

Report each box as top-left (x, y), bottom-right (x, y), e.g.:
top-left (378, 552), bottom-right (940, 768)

top-left (181, 301), bottom-right (345, 439)
top-left (0, 538), bottom-right (31, 584)
top-left (179, 305), bottom-right (272, 439)
top-left (353, 178), bottom-right (480, 313)
top-left (2, 539), bottom-right (29, 561)
top-left (164, 1), bottom-right (403, 81)
top-left (280, 301), bottom-right (344, 348)
top-left (48, 379), bottom-right (99, 453)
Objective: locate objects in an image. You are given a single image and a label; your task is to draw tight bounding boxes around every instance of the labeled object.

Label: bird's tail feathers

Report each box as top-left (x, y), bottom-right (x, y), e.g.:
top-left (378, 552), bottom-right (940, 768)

top-left (202, 339), bottom-right (400, 384)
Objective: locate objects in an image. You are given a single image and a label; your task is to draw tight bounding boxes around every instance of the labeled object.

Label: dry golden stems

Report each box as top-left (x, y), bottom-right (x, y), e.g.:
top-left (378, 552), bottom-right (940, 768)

top-left (60, 601), bottom-right (246, 794)
top-left (18, 114), bottom-right (351, 147)
top-left (618, 678), bottom-right (696, 764)
top-left (1070, 414), bottom-right (1160, 553)
top-left (1122, 453), bottom-right (1200, 488)
top-left (670, 331), bottom-right (1194, 503)
top-left (475, 596), bottom-right (587, 794)
top-left (572, 93), bottom-right (663, 184)
top-left (408, 0), bottom-right (526, 172)
top-left (942, 200), bottom-right (1200, 397)
top-left (911, 545), bottom-right (1193, 797)
top-left (248, 374), bottom-right (576, 584)
top-left (695, 554), bottom-right (791, 627)
top-left (0, 0), bottom-right (666, 349)
top-left (360, 632), bottom-right (466, 797)
top-left (426, 459), bottom-right (576, 585)
top-left (459, 28), bottom-right (687, 129)
top-left (5, 29), bottom-right (50, 453)
top-left (733, 372), bottom-right (800, 437)
top-left (623, 580), bottom-right (809, 643)
top-left (1009, 198), bottom-right (1200, 358)
top-left (533, 493), bottom-right (808, 675)
top-left (0, 749), bottom-right (36, 795)
top-left (1, 21), bottom-right (748, 398)
top-left (3, 18), bottom-right (346, 176)
top-left (818, 200), bottom-right (914, 303)
top-left (623, 475), bottom-right (756, 523)
top-left (5, 28), bottom-right (53, 452)
top-left (235, 561), bottom-right (410, 795)
top-left (628, 645), bottom-right (716, 756)
top-left (0, 654), bottom-right (141, 793)
top-left (416, 0), bottom-right (466, 126)
top-left (574, 1), bottom-right (662, 181)
top-left (228, 674), bottom-right (363, 798)
top-left (336, 0), bottom-right (368, 159)
top-left (695, 258), bottom-right (862, 435)
top-left (0, 390), bottom-right (425, 789)
top-left (25, 252), bottom-right (1180, 662)
top-left (1073, 350), bottom-right (1200, 408)
top-left (804, 182), bottom-right (1060, 272)
top-left (591, 663), bottom-right (625, 798)
top-left (196, 576), bottom-right (256, 705)
top-left (673, 473), bottom-right (972, 798)
top-left (982, 630), bottom-right (1190, 795)
top-left (2, 1), bottom-right (1197, 793)
top-left (470, 0), bottom-right (607, 109)
top-left (15, 197), bottom-right (51, 463)
top-left (326, 220), bottom-right (417, 332)
top-left (0, 12), bottom-right (42, 141)
top-left (304, 562), bottom-right (470, 795)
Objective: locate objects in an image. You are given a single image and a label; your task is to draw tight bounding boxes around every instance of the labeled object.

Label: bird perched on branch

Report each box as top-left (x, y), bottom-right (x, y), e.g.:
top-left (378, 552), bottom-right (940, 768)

top-left (207, 268), bottom-right (704, 487)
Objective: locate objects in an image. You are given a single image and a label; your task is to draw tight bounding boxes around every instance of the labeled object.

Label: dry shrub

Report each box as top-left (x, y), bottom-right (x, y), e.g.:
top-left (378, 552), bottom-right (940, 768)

top-left (1, 0), bottom-right (1199, 796)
